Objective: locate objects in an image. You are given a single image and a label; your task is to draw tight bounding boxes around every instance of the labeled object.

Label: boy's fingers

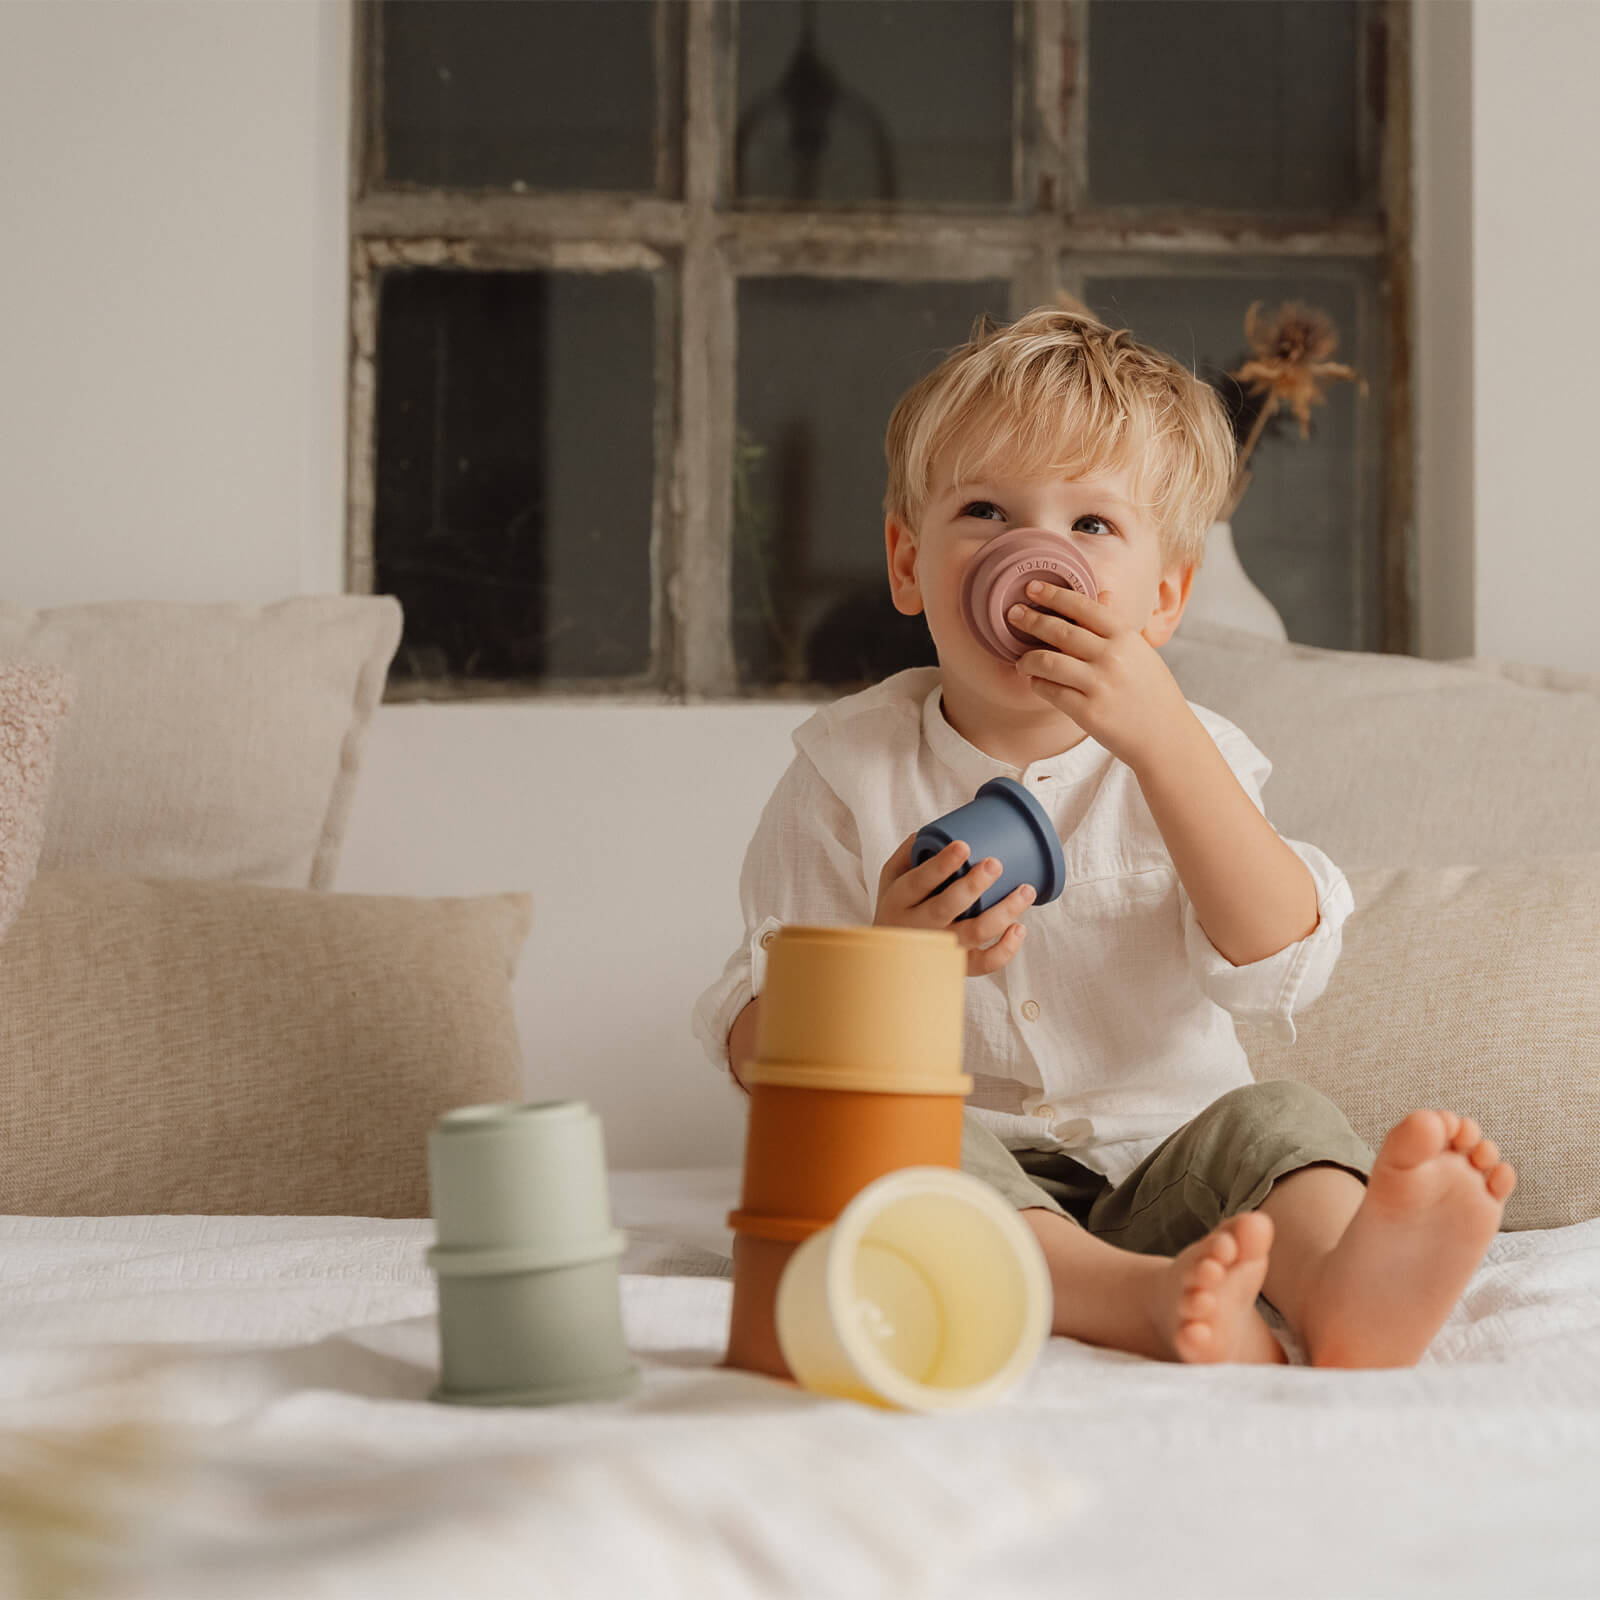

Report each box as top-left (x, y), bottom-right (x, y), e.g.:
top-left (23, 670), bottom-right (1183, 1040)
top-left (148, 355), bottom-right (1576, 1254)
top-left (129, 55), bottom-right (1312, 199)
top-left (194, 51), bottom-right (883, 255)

top-left (1023, 579), bottom-right (1117, 637)
top-left (900, 838), bottom-right (972, 907)
top-left (1009, 602), bottom-right (1102, 660)
top-left (959, 883), bottom-right (1036, 948)
top-left (966, 922), bottom-right (1025, 976)
top-left (929, 854), bottom-right (1002, 919)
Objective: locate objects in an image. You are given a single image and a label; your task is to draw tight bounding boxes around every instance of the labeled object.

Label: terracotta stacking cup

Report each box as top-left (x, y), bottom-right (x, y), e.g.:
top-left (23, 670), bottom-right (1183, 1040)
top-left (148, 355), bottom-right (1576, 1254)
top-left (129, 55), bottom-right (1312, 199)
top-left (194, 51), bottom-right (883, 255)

top-left (427, 1100), bottom-right (639, 1406)
top-left (724, 1223), bottom-right (822, 1379)
top-left (775, 1167), bottom-right (1051, 1412)
top-left (725, 925), bottom-right (971, 1379)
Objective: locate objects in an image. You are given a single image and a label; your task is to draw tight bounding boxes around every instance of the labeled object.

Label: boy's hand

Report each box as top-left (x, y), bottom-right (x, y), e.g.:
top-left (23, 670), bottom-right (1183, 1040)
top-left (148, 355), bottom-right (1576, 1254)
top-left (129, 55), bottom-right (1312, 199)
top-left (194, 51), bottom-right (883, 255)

top-left (873, 831), bottom-right (1033, 977)
top-left (1008, 580), bottom-right (1193, 772)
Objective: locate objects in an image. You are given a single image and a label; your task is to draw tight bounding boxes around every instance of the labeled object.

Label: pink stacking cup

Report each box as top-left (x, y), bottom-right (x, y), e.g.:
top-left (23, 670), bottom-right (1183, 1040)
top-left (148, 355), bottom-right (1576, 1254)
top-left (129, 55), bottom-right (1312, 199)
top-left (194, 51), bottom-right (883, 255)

top-left (961, 527), bottom-right (1098, 662)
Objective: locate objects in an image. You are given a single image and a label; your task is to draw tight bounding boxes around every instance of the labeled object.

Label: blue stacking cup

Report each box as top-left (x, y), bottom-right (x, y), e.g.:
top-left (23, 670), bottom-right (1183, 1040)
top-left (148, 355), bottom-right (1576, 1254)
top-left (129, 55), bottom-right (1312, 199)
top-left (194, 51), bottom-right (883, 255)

top-left (912, 777), bottom-right (1067, 922)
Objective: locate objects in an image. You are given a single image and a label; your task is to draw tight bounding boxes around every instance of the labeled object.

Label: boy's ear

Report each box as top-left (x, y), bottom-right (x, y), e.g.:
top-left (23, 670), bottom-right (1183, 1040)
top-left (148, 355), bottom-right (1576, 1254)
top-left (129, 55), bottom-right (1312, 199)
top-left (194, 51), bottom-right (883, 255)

top-left (885, 514), bottom-right (924, 616)
top-left (1140, 559), bottom-right (1196, 648)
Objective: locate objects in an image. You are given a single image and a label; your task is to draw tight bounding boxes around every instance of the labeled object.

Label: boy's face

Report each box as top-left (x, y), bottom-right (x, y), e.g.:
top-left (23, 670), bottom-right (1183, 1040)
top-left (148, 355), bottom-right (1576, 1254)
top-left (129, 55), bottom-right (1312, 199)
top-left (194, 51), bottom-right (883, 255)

top-left (884, 457), bottom-right (1194, 724)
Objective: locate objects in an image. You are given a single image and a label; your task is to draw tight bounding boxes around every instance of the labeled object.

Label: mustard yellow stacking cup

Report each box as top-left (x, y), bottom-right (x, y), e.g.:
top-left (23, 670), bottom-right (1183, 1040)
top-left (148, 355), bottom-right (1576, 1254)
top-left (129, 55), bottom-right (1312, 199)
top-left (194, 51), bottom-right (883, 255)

top-left (744, 925), bottom-right (970, 1095)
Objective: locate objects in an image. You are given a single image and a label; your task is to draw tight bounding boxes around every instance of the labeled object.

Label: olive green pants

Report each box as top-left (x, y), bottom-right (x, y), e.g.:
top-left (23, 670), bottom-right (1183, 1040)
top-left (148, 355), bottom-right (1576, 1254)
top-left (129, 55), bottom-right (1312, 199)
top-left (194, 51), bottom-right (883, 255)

top-left (962, 1080), bottom-right (1375, 1258)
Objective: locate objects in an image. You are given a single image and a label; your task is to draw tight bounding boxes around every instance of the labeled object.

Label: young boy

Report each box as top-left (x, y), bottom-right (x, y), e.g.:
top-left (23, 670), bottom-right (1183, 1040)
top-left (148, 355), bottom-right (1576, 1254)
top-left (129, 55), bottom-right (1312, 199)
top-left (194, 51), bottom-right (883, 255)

top-left (693, 305), bottom-right (1515, 1368)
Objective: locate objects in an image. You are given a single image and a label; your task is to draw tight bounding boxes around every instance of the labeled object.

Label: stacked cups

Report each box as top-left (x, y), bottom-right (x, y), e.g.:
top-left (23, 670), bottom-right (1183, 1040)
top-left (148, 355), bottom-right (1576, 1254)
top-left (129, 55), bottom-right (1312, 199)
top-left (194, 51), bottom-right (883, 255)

top-left (427, 1100), bottom-right (639, 1406)
top-left (724, 925), bottom-right (972, 1379)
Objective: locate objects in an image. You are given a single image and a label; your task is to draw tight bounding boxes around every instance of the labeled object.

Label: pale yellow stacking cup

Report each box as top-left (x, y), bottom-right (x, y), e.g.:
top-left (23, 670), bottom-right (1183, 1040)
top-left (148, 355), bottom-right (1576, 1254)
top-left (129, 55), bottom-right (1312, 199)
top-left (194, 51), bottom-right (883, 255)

top-left (774, 1166), bottom-right (1052, 1413)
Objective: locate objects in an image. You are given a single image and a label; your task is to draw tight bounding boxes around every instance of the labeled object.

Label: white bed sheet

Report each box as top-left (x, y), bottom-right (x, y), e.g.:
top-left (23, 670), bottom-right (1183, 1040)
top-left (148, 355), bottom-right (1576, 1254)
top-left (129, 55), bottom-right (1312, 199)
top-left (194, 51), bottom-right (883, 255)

top-left (2, 1169), bottom-right (1599, 1599)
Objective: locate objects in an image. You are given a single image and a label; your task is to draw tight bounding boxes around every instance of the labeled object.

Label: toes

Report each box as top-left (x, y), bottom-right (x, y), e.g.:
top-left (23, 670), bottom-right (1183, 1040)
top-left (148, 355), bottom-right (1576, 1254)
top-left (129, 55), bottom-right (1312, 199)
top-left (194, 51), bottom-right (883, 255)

top-left (1468, 1137), bottom-right (1500, 1172)
top-left (1180, 1288), bottom-right (1217, 1320)
top-left (1175, 1319), bottom-right (1214, 1361)
top-left (1231, 1210), bottom-right (1274, 1261)
top-left (1487, 1162), bottom-right (1517, 1202)
top-left (1382, 1108), bottom-right (1450, 1170)
top-left (1435, 1109), bottom-right (1461, 1142)
top-left (1450, 1115), bottom-right (1482, 1154)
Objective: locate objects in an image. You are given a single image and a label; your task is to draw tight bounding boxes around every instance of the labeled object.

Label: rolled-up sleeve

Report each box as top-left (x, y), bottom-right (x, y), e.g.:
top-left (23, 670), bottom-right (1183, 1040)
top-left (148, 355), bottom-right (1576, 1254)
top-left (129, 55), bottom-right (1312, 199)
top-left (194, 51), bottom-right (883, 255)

top-left (1177, 730), bottom-right (1356, 1044)
top-left (690, 750), bottom-right (870, 1072)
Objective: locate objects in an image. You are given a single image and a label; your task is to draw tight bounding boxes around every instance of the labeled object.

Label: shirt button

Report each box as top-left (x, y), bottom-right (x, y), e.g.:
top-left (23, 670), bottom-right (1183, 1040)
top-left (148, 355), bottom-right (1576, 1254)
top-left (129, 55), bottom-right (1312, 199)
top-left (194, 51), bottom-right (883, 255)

top-left (1034, 1104), bottom-right (1056, 1120)
top-left (1020, 999), bottom-right (1040, 1022)
top-left (759, 928), bottom-right (778, 950)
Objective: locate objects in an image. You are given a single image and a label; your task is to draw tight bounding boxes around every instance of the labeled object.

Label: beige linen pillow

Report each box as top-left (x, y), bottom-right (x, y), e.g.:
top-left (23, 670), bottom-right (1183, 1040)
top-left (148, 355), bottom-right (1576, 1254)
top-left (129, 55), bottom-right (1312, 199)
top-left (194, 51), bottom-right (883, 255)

top-left (0, 597), bottom-right (402, 890)
top-left (0, 664), bottom-right (72, 942)
top-left (1246, 856), bottom-right (1600, 1232)
top-left (0, 871), bottom-right (532, 1217)
top-left (1162, 621), bottom-right (1600, 870)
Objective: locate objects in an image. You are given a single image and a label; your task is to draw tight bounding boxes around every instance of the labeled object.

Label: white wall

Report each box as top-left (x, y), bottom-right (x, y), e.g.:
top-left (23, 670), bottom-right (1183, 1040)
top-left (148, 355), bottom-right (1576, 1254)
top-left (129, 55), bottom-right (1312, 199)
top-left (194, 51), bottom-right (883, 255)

top-left (335, 702), bottom-right (802, 1168)
top-left (1468, 0), bottom-right (1600, 674)
top-left (3, 0), bottom-right (1597, 1168)
top-left (0, 0), bottom-right (348, 602)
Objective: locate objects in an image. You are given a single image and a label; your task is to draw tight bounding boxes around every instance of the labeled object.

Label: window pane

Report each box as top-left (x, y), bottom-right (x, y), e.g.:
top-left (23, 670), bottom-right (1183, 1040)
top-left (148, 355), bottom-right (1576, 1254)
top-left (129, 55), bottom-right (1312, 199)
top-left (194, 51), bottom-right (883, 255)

top-left (736, 1), bottom-right (1014, 208)
top-left (1087, 0), bottom-right (1368, 214)
top-left (374, 269), bottom-right (656, 686)
top-left (1082, 268), bottom-right (1381, 650)
top-left (378, 0), bottom-right (663, 192)
top-left (734, 278), bottom-right (1011, 689)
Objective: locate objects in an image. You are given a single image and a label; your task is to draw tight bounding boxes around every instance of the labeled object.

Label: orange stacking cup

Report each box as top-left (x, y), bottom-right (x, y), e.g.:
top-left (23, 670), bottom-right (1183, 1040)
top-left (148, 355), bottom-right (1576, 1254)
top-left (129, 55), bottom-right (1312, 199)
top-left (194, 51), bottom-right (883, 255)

top-left (724, 925), bottom-right (971, 1380)
top-left (731, 1083), bottom-right (963, 1225)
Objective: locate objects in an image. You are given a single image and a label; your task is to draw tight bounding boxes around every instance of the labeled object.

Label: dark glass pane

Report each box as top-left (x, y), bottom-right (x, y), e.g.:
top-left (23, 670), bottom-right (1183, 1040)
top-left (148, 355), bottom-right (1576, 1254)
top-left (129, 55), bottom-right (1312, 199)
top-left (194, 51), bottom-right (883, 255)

top-left (1083, 268), bottom-right (1381, 650)
top-left (379, 0), bottom-right (661, 192)
top-left (374, 269), bottom-right (656, 685)
top-left (736, 1), bottom-right (1013, 208)
top-left (734, 277), bottom-right (1011, 689)
top-left (1088, 0), bottom-right (1367, 214)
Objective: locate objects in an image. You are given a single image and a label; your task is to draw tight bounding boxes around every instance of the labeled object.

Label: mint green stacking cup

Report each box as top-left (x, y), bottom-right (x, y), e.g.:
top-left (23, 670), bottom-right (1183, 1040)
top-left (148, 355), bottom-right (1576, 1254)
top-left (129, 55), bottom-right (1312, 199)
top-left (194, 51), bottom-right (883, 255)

top-left (426, 1100), bottom-right (639, 1406)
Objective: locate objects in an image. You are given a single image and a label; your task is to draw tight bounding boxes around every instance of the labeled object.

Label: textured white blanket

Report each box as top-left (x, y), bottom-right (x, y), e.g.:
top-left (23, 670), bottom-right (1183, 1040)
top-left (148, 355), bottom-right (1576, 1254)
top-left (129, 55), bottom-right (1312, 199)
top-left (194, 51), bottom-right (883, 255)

top-left (2, 1171), bottom-right (1598, 1599)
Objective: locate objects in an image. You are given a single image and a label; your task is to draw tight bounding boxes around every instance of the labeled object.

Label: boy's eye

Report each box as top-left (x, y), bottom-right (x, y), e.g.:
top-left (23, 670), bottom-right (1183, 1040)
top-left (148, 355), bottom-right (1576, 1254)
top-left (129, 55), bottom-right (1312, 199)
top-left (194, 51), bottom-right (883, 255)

top-left (1076, 514), bottom-right (1115, 536)
top-left (962, 500), bottom-right (1005, 521)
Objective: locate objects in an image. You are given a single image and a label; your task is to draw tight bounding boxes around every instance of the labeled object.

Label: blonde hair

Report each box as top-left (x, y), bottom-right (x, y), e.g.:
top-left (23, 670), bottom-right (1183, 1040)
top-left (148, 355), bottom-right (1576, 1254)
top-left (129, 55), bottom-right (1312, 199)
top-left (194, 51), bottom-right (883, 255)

top-left (883, 304), bottom-right (1237, 567)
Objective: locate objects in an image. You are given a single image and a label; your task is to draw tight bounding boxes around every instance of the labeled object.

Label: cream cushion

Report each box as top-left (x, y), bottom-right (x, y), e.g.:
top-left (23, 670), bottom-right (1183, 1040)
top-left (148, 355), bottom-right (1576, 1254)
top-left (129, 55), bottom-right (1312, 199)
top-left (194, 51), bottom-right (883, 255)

top-left (0, 597), bottom-right (401, 890)
top-left (0, 871), bottom-right (532, 1217)
top-left (0, 663), bottom-right (72, 942)
top-left (1246, 856), bottom-right (1600, 1232)
top-left (1162, 621), bottom-right (1600, 870)
top-left (1161, 624), bottom-right (1600, 1229)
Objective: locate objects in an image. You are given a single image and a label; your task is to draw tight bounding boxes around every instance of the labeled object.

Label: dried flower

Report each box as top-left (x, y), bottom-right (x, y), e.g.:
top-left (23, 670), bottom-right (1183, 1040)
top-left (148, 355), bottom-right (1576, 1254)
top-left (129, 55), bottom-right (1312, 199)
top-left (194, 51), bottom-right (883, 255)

top-left (1231, 300), bottom-right (1357, 438)
top-left (1218, 299), bottom-right (1360, 521)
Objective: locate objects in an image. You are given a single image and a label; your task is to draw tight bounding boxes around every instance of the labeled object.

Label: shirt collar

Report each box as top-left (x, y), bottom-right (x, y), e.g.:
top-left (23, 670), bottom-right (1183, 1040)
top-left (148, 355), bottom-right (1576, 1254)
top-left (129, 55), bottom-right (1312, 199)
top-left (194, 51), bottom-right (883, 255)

top-left (921, 680), bottom-right (1111, 791)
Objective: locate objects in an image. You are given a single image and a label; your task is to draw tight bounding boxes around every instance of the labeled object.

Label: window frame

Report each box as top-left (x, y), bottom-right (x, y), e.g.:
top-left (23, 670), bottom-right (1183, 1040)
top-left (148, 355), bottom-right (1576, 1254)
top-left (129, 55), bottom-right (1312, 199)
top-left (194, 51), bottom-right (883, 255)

top-left (347, 0), bottom-right (1413, 703)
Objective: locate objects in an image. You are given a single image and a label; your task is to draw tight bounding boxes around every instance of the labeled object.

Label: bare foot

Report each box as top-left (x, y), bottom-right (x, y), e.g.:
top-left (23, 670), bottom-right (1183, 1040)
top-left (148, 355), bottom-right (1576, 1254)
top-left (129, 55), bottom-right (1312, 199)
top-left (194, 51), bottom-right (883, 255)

top-left (1148, 1212), bottom-right (1285, 1365)
top-left (1299, 1109), bottom-right (1516, 1368)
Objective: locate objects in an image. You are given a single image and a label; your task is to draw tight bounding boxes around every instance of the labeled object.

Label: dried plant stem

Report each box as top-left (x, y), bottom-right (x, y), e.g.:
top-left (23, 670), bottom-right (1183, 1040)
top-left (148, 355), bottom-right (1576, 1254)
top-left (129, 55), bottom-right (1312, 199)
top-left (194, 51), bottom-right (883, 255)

top-left (1220, 394), bottom-right (1279, 522)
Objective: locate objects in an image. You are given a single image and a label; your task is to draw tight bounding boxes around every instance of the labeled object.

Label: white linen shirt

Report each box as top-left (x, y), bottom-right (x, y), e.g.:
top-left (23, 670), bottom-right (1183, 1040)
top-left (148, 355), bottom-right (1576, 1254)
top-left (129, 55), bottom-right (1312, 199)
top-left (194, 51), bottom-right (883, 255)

top-left (692, 667), bottom-right (1355, 1186)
